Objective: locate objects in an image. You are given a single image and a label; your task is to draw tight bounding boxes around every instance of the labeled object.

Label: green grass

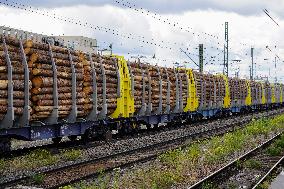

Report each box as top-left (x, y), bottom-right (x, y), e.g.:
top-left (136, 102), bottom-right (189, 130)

top-left (256, 181), bottom-right (270, 189)
top-left (10, 149), bottom-right (59, 170)
top-left (243, 159), bottom-right (262, 169)
top-left (201, 182), bottom-right (216, 189)
top-left (61, 149), bottom-right (82, 161)
top-left (266, 146), bottom-right (282, 156)
top-left (31, 173), bottom-right (45, 185)
top-left (61, 114), bottom-right (284, 189)
top-left (0, 148), bottom-right (83, 174)
top-left (266, 134), bottom-right (284, 157)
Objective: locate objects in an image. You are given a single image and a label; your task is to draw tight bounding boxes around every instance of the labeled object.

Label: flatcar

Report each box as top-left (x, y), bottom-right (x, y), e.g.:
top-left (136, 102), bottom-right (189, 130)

top-left (0, 32), bottom-right (283, 152)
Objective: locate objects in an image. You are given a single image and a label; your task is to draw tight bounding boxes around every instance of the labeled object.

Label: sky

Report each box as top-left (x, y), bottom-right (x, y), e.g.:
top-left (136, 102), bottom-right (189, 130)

top-left (0, 0), bottom-right (283, 82)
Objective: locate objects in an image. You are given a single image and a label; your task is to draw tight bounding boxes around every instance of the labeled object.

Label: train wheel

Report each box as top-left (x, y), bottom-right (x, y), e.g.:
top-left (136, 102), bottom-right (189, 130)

top-left (52, 137), bottom-right (62, 144)
top-left (82, 129), bottom-right (93, 143)
top-left (68, 135), bottom-right (77, 142)
top-left (0, 138), bottom-right (11, 153)
top-left (104, 130), bottom-right (112, 141)
top-left (153, 124), bottom-right (159, 131)
top-left (146, 124), bottom-right (151, 130)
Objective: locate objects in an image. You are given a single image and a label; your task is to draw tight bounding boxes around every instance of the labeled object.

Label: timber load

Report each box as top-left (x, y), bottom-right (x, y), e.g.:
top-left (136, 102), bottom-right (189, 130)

top-left (0, 37), bottom-right (31, 119)
top-left (167, 68), bottom-right (177, 111)
top-left (91, 54), bottom-right (118, 115)
top-left (0, 35), bottom-right (121, 123)
top-left (25, 39), bottom-right (86, 120)
top-left (130, 61), bottom-right (144, 112)
top-left (0, 33), bottom-right (271, 127)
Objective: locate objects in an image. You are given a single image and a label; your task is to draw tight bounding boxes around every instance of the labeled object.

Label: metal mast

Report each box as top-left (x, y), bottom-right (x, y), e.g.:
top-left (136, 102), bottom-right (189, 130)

top-left (224, 22), bottom-right (229, 76)
top-left (199, 44), bottom-right (204, 73)
top-left (250, 47), bottom-right (254, 80)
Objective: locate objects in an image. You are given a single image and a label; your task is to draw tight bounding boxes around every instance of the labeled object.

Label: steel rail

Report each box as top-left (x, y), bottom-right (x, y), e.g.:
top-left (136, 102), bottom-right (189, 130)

top-left (252, 155), bottom-right (284, 189)
top-left (2, 108), bottom-right (281, 159)
top-left (1, 113), bottom-right (253, 189)
top-left (188, 132), bottom-right (284, 189)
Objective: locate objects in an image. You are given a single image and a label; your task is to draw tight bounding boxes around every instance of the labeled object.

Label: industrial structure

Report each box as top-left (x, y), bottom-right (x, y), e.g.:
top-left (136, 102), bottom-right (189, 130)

top-left (0, 26), bottom-right (98, 53)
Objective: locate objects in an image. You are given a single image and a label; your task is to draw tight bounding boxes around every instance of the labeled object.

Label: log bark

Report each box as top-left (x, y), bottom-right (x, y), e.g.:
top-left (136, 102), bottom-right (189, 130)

top-left (0, 90), bottom-right (25, 98)
top-left (32, 92), bottom-right (84, 101)
top-left (0, 66), bottom-right (24, 74)
top-left (0, 106), bottom-right (23, 114)
top-left (32, 77), bottom-right (72, 88)
top-left (34, 105), bottom-right (73, 112)
top-left (0, 80), bottom-right (28, 90)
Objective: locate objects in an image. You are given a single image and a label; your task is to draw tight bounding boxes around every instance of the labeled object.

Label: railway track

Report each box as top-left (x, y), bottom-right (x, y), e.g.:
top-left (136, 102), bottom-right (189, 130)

top-left (252, 153), bottom-right (284, 189)
top-left (1, 110), bottom-right (267, 189)
top-left (188, 130), bottom-right (284, 189)
top-left (2, 108), bottom-right (281, 160)
top-left (2, 109), bottom-right (284, 188)
top-left (1, 118), bottom-right (213, 159)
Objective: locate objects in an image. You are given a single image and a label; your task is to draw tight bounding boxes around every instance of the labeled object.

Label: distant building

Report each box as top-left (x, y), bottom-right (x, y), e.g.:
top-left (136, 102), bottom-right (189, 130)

top-left (0, 26), bottom-right (98, 53)
top-left (54, 36), bottom-right (97, 53)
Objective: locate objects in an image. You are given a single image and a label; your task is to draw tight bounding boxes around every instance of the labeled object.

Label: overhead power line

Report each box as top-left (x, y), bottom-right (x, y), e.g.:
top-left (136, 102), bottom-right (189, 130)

top-left (0, 0), bottom-right (185, 51)
top-left (114, 0), bottom-right (221, 42)
top-left (263, 9), bottom-right (280, 26)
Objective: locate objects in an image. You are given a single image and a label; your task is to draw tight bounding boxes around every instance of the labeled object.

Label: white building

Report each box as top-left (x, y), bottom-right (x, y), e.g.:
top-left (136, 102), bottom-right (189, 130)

top-left (54, 36), bottom-right (97, 53)
top-left (0, 26), bottom-right (98, 53)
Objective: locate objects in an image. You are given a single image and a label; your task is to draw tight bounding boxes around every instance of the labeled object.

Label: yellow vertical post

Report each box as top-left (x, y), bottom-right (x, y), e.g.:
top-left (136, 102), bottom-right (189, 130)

top-left (280, 84), bottom-right (283, 104)
top-left (245, 80), bottom-right (252, 106)
top-left (110, 55), bottom-right (135, 118)
top-left (261, 83), bottom-right (266, 104)
top-left (184, 69), bottom-right (199, 112)
top-left (221, 75), bottom-right (231, 108)
top-left (271, 84), bottom-right (276, 104)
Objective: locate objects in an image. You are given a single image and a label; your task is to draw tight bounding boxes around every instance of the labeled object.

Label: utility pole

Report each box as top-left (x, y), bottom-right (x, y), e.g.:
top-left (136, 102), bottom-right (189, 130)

top-left (224, 22), bottom-right (229, 76)
top-left (250, 47), bottom-right (254, 80)
top-left (249, 66), bottom-right (251, 80)
top-left (199, 44), bottom-right (204, 73)
top-left (275, 56), bottom-right (277, 82)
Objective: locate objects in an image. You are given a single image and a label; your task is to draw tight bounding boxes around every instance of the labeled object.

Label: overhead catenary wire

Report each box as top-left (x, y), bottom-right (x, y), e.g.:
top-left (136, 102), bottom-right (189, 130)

top-left (0, 0), bottom-right (264, 75)
top-left (114, 0), bottom-right (221, 41)
top-left (113, 0), bottom-right (228, 60)
top-left (0, 0), bottom-right (183, 51)
top-left (113, 0), bottom-right (226, 55)
top-left (2, 0), bottom-right (220, 69)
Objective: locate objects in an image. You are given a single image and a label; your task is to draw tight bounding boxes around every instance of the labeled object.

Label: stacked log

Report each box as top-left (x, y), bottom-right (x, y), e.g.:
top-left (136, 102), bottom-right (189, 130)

top-left (178, 69), bottom-right (188, 108)
top-left (148, 65), bottom-right (160, 112)
top-left (104, 56), bottom-right (118, 115)
top-left (264, 82), bottom-right (271, 102)
top-left (239, 79), bottom-right (247, 102)
top-left (204, 74), bottom-right (215, 108)
top-left (250, 81), bottom-right (260, 104)
top-left (80, 53), bottom-right (94, 116)
top-left (90, 54), bottom-right (103, 114)
top-left (194, 72), bottom-right (226, 108)
top-left (229, 78), bottom-right (239, 104)
top-left (25, 40), bottom-right (84, 120)
top-left (215, 75), bottom-right (226, 106)
top-left (91, 54), bottom-right (118, 115)
top-left (193, 71), bottom-right (204, 108)
top-left (167, 68), bottom-right (176, 110)
top-left (0, 36), bottom-right (28, 118)
top-left (130, 61), bottom-right (143, 112)
top-left (275, 84), bottom-right (281, 103)
top-left (140, 63), bottom-right (150, 110)
top-left (73, 52), bottom-right (85, 117)
top-left (160, 67), bottom-right (168, 110)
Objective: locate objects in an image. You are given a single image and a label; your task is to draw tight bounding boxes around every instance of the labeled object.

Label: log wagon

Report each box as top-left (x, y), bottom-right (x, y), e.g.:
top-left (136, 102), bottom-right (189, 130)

top-left (0, 33), bottom-right (283, 152)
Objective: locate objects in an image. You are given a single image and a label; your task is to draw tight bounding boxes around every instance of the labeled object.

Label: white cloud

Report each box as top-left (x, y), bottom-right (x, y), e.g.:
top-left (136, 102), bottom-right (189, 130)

top-left (0, 2), bottom-right (283, 83)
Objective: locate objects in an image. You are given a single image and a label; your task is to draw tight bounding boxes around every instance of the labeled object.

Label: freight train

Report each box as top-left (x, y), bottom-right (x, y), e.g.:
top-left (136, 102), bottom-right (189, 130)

top-left (0, 33), bottom-right (283, 152)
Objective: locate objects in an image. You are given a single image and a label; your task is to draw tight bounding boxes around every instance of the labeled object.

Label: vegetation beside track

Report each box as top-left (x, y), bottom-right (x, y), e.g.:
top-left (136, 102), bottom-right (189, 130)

top-left (0, 148), bottom-right (82, 174)
top-left (63, 114), bottom-right (284, 189)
